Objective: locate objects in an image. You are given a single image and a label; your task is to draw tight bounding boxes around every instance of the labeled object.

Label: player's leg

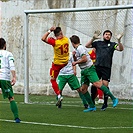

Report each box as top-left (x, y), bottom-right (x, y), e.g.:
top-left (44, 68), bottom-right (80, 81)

top-left (93, 66), bottom-right (103, 104)
top-left (53, 63), bottom-right (67, 107)
top-left (100, 67), bottom-right (111, 110)
top-left (81, 84), bottom-right (96, 112)
top-left (80, 71), bottom-right (96, 112)
top-left (89, 65), bottom-right (118, 108)
top-left (57, 75), bottom-right (68, 108)
top-left (103, 87), bottom-right (109, 104)
top-left (57, 75), bottom-right (67, 93)
top-left (90, 85), bottom-right (98, 104)
top-left (50, 63), bottom-right (66, 99)
top-left (0, 80), bottom-right (20, 123)
top-left (92, 81), bottom-right (118, 108)
top-left (98, 89), bottom-right (104, 99)
top-left (9, 97), bottom-right (20, 123)
top-left (50, 66), bottom-right (60, 95)
top-left (97, 89), bottom-right (104, 104)
top-left (78, 92), bottom-right (88, 108)
top-left (67, 75), bottom-right (88, 108)
top-left (101, 80), bottom-right (109, 110)
top-left (81, 84), bottom-right (95, 108)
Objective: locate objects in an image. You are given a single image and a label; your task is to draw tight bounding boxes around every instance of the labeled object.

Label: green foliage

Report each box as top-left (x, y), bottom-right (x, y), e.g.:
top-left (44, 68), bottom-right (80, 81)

top-left (0, 94), bottom-right (133, 133)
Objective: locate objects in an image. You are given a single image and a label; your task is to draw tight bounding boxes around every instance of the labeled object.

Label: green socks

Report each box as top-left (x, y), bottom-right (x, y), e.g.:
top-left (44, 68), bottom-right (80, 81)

top-left (78, 92), bottom-right (88, 105)
top-left (100, 85), bottom-right (115, 100)
top-left (83, 91), bottom-right (95, 108)
top-left (10, 100), bottom-right (19, 119)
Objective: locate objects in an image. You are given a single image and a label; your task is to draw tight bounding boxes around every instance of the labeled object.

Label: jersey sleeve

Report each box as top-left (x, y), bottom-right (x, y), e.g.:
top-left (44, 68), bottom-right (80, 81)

top-left (114, 42), bottom-right (118, 50)
top-left (47, 37), bottom-right (56, 46)
top-left (78, 45), bottom-right (86, 57)
top-left (89, 50), bottom-right (96, 60)
top-left (8, 53), bottom-right (15, 71)
top-left (92, 41), bottom-right (97, 48)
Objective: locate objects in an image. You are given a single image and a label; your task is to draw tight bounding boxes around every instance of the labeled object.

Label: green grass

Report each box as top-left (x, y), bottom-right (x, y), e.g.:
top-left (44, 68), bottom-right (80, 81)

top-left (0, 94), bottom-right (133, 133)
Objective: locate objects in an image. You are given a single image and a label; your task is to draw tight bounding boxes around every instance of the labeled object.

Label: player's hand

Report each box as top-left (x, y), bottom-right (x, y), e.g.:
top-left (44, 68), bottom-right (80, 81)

top-left (72, 62), bottom-right (77, 66)
top-left (11, 77), bottom-right (16, 86)
top-left (49, 26), bottom-right (56, 32)
top-left (116, 33), bottom-right (123, 40)
top-left (72, 51), bottom-right (77, 61)
top-left (93, 30), bottom-right (101, 40)
top-left (72, 51), bottom-right (76, 55)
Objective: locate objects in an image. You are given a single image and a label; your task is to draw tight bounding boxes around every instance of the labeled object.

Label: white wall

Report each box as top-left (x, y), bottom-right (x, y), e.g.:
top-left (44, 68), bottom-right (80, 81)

top-left (0, 0), bottom-right (132, 99)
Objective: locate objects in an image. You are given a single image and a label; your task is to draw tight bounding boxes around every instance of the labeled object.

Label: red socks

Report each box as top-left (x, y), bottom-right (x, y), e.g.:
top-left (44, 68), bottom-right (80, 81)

top-left (50, 79), bottom-right (60, 95)
top-left (97, 89), bottom-right (103, 99)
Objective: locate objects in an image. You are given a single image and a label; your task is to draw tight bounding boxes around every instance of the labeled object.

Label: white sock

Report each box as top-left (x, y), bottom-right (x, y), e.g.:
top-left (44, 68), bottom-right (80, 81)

top-left (58, 94), bottom-right (61, 99)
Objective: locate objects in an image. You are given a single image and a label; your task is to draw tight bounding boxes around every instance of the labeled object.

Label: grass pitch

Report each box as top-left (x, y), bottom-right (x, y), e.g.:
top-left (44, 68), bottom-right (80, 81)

top-left (0, 94), bottom-right (133, 133)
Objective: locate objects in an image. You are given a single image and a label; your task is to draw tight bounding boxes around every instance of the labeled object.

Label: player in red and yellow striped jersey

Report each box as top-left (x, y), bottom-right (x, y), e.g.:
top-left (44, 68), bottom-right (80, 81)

top-left (88, 48), bottom-right (96, 63)
top-left (41, 26), bottom-right (69, 106)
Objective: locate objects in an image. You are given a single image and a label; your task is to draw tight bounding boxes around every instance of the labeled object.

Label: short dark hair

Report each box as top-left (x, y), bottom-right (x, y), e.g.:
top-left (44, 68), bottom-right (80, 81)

top-left (103, 30), bottom-right (112, 36)
top-left (54, 27), bottom-right (61, 36)
top-left (0, 38), bottom-right (6, 49)
top-left (70, 35), bottom-right (80, 44)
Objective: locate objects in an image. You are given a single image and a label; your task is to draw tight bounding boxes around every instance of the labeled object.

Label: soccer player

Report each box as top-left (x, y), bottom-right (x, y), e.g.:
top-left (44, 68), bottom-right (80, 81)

top-left (89, 48), bottom-right (104, 104)
top-left (41, 26), bottom-right (69, 106)
top-left (0, 38), bottom-right (20, 123)
top-left (70, 35), bottom-right (119, 112)
top-left (57, 52), bottom-right (88, 108)
top-left (85, 30), bottom-right (124, 110)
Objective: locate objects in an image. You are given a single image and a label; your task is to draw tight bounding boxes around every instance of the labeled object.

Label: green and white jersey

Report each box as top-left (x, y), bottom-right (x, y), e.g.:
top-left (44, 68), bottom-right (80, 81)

top-left (0, 50), bottom-right (15, 81)
top-left (75, 45), bottom-right (93, 70)
top-left (59, 52), bottom-right (74, 75)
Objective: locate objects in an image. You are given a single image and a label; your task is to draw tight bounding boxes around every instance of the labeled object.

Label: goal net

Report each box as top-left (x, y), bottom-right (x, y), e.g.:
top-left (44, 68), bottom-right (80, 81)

top-left (24, 5), bottom-right (133, 103)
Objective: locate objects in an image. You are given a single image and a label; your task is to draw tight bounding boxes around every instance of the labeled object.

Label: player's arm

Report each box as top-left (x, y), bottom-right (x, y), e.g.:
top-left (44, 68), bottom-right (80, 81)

top-left (71, 52), bottom-right (77, 75)
top-left (115, 33), bottom-right (124, 51)
top-left (11, 70), bottom-right (16, 86)
top-left (72, 54), bottom-right (87, 66)
top-left (41, 26), bottom-right (56, 43)
top-left (115, 43), bottom-right (124, 51)
top-left (85, 30), bottom-right (101, 48)
top-left (72, 65), bottom-right (77, 76)
top-left (85, 39), bottom-right (94, 48)
top-left (72, 51), bottom-right (77, 61)
top-left (9, 54), bottom-right (16, 86)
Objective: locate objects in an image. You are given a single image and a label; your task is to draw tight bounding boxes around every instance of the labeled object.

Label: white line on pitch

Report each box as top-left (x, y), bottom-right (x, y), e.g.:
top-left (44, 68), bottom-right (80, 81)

top-left (0, 119), bottom-right (133, 130)
top-left (0, 100), bottom-right (133, 110)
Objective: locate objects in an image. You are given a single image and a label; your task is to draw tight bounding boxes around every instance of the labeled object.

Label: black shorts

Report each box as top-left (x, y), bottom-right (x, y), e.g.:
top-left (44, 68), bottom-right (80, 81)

top-left (95, 66), bottom-right (111, 82)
